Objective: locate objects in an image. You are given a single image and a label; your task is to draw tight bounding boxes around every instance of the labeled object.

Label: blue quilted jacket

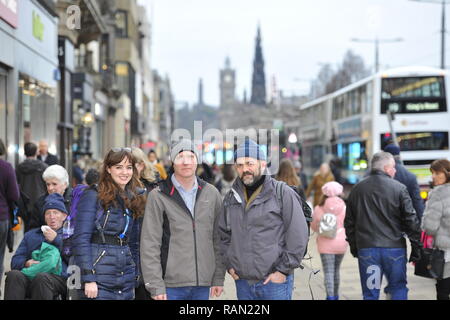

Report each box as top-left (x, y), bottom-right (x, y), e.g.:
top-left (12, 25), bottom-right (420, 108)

top-left (72, 188), bottom-right (138, 300)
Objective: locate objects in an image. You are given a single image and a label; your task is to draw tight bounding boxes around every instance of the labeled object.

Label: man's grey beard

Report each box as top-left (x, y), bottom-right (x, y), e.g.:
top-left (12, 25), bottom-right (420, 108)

top-left (241, 173), bottom-right (262, 187)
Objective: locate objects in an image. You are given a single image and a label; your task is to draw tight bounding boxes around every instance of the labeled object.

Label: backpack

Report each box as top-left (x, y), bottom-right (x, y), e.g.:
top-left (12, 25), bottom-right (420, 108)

top-left (62, 184), bottom-right (104, 258)
top-left (318, 198), bottom-right (343, 239)
top-left (274, 181), bottom-right (312, 228)
top-left (274, 181), bottom-right (312, 258)
top-left (62, 184), bottom-right (88, 257)
top-left (319, 213), bottom-right (337, 238)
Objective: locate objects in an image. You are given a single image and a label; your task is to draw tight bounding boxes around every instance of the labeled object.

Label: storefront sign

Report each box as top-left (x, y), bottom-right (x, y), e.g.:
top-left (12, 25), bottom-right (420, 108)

top-left (32, 10), bottom-right (44, 41)
top-left (0, 0), bottom-right (18, 28)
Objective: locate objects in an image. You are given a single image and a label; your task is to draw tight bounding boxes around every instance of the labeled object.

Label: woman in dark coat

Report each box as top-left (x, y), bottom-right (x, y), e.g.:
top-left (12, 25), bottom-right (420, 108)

top-left (72, 148), bottom-right (146, 300)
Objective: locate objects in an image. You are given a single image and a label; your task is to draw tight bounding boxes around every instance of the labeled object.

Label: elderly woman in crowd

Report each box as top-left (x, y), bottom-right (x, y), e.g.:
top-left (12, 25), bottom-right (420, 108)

top-left (28, 165), bottom-right (71, 231)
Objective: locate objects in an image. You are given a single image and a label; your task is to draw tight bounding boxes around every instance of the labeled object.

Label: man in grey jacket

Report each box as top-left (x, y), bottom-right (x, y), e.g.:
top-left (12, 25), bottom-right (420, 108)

top-left (140, 139), bottom-right (225, 300)
top-left (219, 139), bottom-right (309, 300)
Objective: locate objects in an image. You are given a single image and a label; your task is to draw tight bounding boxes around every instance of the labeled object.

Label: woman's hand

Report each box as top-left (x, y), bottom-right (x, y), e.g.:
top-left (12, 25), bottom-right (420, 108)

top-left (85, 282), bottom-right (98, 299)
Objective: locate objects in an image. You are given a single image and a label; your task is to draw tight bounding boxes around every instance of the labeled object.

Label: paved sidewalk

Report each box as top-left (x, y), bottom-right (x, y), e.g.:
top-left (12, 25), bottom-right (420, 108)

top-left (2, 229), bottom-right (437, 300)
top-left (215, 232), bottom-right (437, 300)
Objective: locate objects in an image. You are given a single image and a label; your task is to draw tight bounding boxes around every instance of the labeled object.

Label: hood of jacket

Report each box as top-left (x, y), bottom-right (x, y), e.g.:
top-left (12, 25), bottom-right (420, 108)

top-left (17, 159), bottom-right (47, 174)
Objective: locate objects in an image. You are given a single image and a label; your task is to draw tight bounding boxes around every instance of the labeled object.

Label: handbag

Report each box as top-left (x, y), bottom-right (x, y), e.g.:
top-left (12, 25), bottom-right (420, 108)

top-left (414, 232), bottom-right (445, 280)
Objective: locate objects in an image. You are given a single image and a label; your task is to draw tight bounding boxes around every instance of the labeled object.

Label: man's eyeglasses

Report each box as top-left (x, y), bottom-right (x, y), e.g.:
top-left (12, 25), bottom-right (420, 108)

top-left (111, 147), bottom-right (132, 153)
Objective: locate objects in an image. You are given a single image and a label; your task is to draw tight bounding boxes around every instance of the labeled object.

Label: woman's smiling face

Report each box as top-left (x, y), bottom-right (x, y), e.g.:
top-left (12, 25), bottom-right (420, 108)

top-left (107, 157), bottom-right (133, 189)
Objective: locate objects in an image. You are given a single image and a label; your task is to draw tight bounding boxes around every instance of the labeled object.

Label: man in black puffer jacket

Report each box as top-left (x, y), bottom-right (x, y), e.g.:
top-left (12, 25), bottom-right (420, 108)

top-left (345, 151), bottom-right (422, 300)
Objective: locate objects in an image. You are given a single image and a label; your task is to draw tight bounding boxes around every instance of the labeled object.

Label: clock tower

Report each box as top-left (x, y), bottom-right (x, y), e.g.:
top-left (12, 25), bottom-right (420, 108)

top-left (220, 57), bottom-right (236, 109)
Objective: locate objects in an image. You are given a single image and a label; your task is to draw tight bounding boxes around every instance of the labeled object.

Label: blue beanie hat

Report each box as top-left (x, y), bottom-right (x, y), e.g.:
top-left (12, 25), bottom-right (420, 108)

top-left (42, 193), bottom-right (68, 215)
top-left (384, 144), bottom-right (401, 156)
top-left (234, 139), bottom-right (267, 161)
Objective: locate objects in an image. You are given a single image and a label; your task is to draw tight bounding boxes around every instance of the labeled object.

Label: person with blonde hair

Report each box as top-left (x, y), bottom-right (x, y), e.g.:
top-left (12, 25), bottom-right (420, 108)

top-left (130, 147), bottom-right (159, 299)
top-left (306, 162), bottom-right (335, 207)
top-left (132, 147), bottom-right (158, 191)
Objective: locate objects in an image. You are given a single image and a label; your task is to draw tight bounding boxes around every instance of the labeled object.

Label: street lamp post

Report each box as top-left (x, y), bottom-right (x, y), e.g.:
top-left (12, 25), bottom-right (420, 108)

top-left (410, 0), bottom-right (450, 69)
top-left (351, 37), bottom-right (403, 73)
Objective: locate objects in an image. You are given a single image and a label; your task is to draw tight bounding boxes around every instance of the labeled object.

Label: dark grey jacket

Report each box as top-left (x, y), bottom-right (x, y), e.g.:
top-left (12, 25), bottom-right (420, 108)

top-left (219, 175), bottom-right (309, 281)
top-left (345, 170), bottom-right (421, 253)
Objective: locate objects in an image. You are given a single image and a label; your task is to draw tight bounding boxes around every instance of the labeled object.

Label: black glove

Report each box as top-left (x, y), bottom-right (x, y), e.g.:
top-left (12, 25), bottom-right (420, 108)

top-left (409, 243), bottom-right (422, 263)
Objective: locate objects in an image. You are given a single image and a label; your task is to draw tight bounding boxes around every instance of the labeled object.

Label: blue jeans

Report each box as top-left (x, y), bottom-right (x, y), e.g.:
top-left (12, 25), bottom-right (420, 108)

top-left (357, 248), bottom-right (408, 300)
top-left (166, 286), bottom-right (210, 300)
top-left (235, 274), bottom-right (294, 300)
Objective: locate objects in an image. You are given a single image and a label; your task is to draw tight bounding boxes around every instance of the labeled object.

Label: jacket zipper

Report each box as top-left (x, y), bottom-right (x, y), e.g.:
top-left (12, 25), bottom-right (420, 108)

top-left (161, 184), bottom-right (200, 286)
top-left (192, 218), bottom-right (199, 286)
top-left (92, 250), bottom-right (106, 273)
top-left (102, 210), bottom-right (111, 229)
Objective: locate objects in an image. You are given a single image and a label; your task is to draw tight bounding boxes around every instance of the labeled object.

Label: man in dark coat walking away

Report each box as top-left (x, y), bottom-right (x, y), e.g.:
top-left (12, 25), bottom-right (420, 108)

top-left (16, 142), bottom-right (48, 220)
top-left (345, 151), bottom-right (422, 300)
top-left (383, 144), bottom-right (425, 222)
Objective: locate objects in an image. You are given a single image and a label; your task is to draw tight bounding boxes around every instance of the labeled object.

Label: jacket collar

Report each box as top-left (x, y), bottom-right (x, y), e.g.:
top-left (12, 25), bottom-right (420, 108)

top-left (232, 172), bottom-right (275, 206)
top-left (159, 174), bottom-right (207, 217)
top-left (370, 169), bottom-right (392, 178)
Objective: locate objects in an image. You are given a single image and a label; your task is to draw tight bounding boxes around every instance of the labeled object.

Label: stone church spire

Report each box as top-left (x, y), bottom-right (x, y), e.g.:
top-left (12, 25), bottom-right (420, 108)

top-left (250, 24), bottom-right (266, 106)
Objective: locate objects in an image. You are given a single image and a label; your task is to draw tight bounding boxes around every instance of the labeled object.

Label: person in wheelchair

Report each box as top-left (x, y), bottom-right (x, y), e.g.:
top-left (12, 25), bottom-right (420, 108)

top-left (4, 193), bottom-right (68, 300)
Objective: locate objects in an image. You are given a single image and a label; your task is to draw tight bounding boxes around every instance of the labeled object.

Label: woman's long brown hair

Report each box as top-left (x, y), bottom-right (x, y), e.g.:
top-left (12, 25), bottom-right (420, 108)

top-left (276, 159), bottom-right (301, 187)
top-left (97, 149), bottom-right (146, 218)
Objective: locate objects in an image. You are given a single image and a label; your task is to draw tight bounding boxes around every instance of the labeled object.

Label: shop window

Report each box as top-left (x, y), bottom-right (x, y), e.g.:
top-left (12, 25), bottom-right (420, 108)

top-left (115, 10), bottom-right (128, 38)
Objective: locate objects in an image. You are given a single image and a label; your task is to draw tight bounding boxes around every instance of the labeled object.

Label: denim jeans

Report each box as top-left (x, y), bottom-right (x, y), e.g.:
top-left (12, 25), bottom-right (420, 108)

top-left (0, 219), bottom-right (9, 289)
top-left (235, 274), bottom-right (294, 300)
top-left (357, 248), bottom-right (408, 300)
top-left (166, 286), bottom-right (210, 300)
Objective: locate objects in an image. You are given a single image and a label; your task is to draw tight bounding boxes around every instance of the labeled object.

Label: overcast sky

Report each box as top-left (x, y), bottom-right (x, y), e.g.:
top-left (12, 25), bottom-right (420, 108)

top-left (138, 0), bottom-right (446, 107)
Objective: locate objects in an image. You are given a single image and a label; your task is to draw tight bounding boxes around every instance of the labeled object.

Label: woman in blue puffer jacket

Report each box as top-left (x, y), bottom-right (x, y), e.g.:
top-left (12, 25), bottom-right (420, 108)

top-left (72, 148), bottom-right (146, 300)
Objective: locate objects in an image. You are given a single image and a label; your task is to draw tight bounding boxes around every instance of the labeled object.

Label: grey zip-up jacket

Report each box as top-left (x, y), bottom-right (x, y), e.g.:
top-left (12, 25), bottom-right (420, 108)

top-left (140, 175), bottom-right (225, 297)
top-left (219, 175), bottom-right (309, 281)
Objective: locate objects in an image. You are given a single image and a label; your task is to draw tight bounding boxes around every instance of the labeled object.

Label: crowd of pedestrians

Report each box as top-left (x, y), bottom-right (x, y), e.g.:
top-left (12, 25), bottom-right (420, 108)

top-left (0, 136), bottom-right (449, 300)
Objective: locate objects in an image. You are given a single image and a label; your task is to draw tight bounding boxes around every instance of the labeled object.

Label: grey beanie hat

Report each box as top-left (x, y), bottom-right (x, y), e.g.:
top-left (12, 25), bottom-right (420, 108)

top-left (170, 139), bottom-right (199, 161)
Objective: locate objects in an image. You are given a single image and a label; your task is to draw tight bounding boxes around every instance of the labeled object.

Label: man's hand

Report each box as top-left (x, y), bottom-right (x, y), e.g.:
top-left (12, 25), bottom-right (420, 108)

top-left (42, 226), bottom-right (57, 242)
top-left (228, 268), bottom-right (239, 280)
top-left (25, 259), bottom-right (40, 268)
top-left (152, 294), bottom-right (167, 300)
top-left (263, 271), bottom-right (286, 285)
top-left (210, 286), bottom-right (223, 298)
top-left (85, 282), bottom-right (98, 299)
